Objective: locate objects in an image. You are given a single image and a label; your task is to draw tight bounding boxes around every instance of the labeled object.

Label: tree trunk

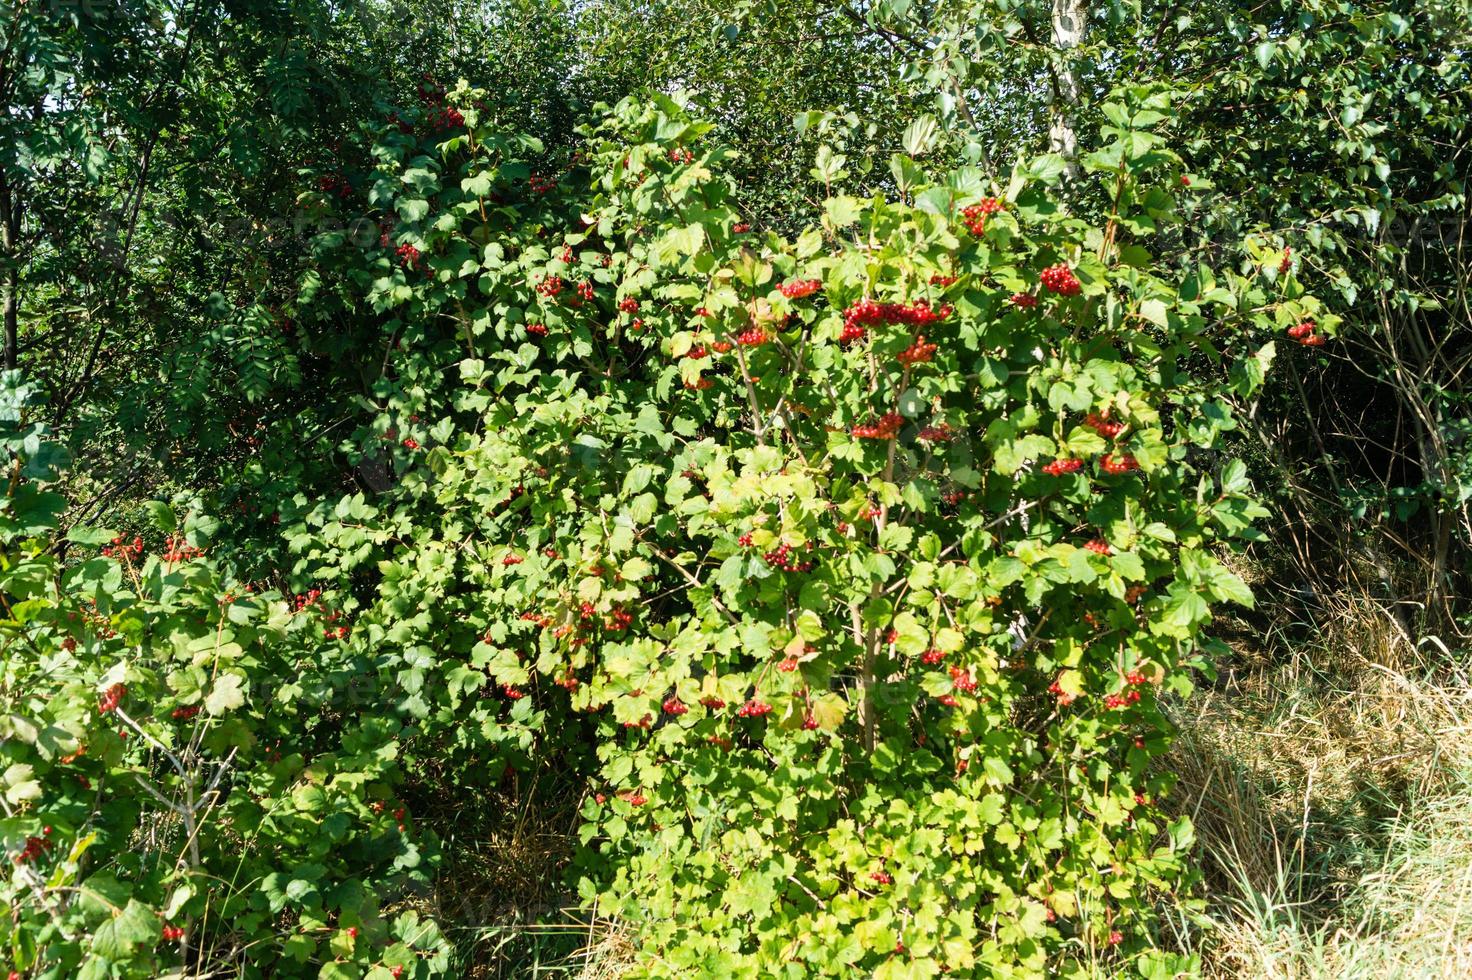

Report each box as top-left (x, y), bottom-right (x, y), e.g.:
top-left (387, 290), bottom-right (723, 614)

top-left (1048, 0), bottom-right (1089, 177)
top-left (0, 173), bottom-right (17, 371)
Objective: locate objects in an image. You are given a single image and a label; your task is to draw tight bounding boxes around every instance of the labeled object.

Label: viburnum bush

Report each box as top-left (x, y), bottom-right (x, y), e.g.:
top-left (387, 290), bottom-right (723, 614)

top-left (272, 85), bottom-right (1330, 978)
top-left (3, 82), bottom-right (1334, 978)
top-left (0, 400), bottom-right (451, 976)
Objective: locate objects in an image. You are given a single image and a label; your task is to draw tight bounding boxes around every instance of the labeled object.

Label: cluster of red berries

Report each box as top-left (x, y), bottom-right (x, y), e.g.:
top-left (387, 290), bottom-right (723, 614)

top-left (711, 340), bottom-right (733, 353)
top-left (917, 424), bottom-right (953, 442)
top-left (1100, 453), bottom-right (1139, 475)
top-left (921, 648), bottom-right (946, 666)
top-left (526, 173), bottom-right (558, 195)
top-left (737, 533), bottom-right (754, 548)
top-left (98, 683), bottom-right (126, 714)
top-left (841, 299), bottom-right (950, 339)
top-left (402, 437), bottom-right (420, 450)
top-left (395, 243), bottom-right (422, 270)
top-left (502, 685), bottom-right (525, 700)
top-left (1279, 246), bottom-right (1293, 274)
top-left (852, 412), bottom-right (904, 440)
top-left (535, 275), bottom-right (563, 298)
top-left (428, 106), bottom-right (464, 130)
top-left (929, 273), bottom-right (958, 287)
top-left (949, 666), bottom-right (978, 692)
top-left (12, 828), bottom-right (54, 865)
top-left (170, 705), bottom-right (200, 721)
top-left (1084, 539), bottom-right (1112, 556)
top-left (896, 335), bottom-right (939, 365)
top-left (735, 328), bottom-right (768, 347)
top-left (961, 197), bottom-right (1005, 234)
top-left (1009, 292), bottom-right (1039, 309)
top-left (736, 699), bottom-right (773, 718)
top-left (779, 278), bottom-right (821, 299)
top-left (663, 696), bottom-right (687, 715)
top-left (291, 588), bottom-right (325, 612)
top-left (668, 147), bottom-right (695, 164)
top-left (1040, 263), bottom-right (1082, 296)
top-left (1047, 680), bottom-right (1077, 706)
top-left (1042, 458), bottom-right (1084, 476)
top-left (1083, 412), bottom-right (1125, 438)
top-left (162, 535), bottom-right (203, 563)
top-left (1288, 320), bottom-right (1325, 346)
top-left (870, 870), bottom-right (894, 885)
top-left (524, 322), bottom-right (549, 339)
top-left (101, 534), bottom-right (144, 560)
top-left (317, 174), bottom-right (354, 199)
top-left (762, 543), bottom-right (814, 572)
top-left (576, 280), bottom-right (595, 302)
top-left (1103, 689), bottom-right (1143, 710)
top-left (683, 378), bottom-right (714, 391)
top-left (618, 297), bottom-right (639, 313)
top-left (700, 695), bottom-right (726, 710)
top-left (323, 625), bottom-right (350, 640)
top-left (161, 925), bottom-right (185, 942)
top-left (732, 222), bottom-right (751, 234)
top-left (936, 694), bottom-right (960, 707)
top-left (606, 608), bottom-right (634, 632)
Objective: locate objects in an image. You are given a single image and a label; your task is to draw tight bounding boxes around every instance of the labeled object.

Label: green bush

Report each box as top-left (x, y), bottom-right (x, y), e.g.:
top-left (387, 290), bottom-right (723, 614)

top-left (3, 84), bottom-right (1328, 977)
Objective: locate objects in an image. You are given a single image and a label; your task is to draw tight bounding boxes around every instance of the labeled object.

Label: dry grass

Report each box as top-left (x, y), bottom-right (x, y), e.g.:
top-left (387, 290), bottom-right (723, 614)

top-left (404, 765), bottom-right (636, 978)
top-left (1167, 588), bottom-right (1472, 978)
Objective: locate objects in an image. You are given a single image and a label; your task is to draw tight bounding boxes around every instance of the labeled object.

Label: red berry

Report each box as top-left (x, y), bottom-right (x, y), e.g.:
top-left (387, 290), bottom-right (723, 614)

top-left (98, 683), bottom-right (125, 714)
top-left (896, 335), bottom-right (939, 366)
top-left (1039, 263), bottom-right (1081, 296)
top-left (736, 698), bottom-right (773, 718)
top-left (1083, 412), bottom-right (1125, 438)
top-left (1042, 458), bottom-right (1084, 476)
top-left (779, 278), bottom-right (821, 299)
top-left (1099, 453), bottom-right (1139, 475)
top-left (960, 197), bottom-right (1004, 234)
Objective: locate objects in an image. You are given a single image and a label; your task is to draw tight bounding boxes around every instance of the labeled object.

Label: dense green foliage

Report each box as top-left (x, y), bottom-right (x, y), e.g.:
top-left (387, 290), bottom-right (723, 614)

top-left (1, 0), bottom-right (1467, 977)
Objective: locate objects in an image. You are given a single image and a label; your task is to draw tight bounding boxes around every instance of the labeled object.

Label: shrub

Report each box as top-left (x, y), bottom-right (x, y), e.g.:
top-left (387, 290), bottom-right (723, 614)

top-left (3, 84), bottom-right (1328, 977)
